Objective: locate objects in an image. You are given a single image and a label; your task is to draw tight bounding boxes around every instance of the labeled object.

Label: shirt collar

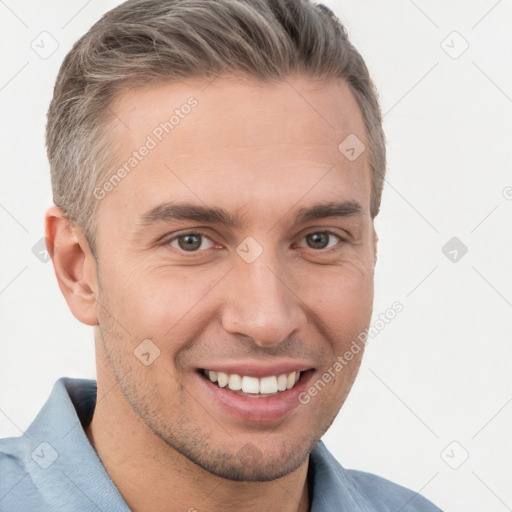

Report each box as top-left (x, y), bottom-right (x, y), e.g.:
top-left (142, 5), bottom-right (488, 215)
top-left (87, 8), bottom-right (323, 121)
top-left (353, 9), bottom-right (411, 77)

top-left (25, 377), bottom-right (130, 511)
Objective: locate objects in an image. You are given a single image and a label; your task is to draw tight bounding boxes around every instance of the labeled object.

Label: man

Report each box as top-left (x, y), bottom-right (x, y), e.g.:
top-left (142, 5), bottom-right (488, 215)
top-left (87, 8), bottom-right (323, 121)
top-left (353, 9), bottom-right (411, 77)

top-left (0, 0), bottom-right (442, 510)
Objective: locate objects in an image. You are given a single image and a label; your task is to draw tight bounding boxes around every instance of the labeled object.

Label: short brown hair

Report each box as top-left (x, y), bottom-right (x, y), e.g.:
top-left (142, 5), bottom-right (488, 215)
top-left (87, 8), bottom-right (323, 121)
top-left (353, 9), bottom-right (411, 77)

top-left (46, 0), bottom-right (385, 255)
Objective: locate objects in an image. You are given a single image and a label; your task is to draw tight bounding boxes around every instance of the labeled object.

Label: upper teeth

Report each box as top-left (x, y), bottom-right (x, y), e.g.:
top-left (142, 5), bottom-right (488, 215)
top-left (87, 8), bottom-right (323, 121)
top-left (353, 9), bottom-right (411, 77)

top-left (205, 370), bottom-right (301, 394)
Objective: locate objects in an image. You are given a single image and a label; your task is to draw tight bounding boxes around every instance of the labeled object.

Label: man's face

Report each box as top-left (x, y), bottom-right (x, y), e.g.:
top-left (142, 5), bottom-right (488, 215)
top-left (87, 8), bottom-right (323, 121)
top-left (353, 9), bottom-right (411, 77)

top-left (91, 75), bottom-right (376, 481)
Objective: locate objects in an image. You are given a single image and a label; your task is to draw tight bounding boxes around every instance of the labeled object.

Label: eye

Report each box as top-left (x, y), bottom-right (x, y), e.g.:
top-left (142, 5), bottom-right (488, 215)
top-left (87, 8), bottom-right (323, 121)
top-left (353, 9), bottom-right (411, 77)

top-left (168, 233), bottom-right (216, 252)
top-left (297, 231), bottom-right (343, 250)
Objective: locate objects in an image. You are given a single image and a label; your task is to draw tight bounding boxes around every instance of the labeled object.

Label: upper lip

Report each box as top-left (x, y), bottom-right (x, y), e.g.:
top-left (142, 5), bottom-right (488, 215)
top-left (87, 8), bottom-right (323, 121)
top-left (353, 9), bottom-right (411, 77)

top-left (198, 360), bottom-right (314, 378)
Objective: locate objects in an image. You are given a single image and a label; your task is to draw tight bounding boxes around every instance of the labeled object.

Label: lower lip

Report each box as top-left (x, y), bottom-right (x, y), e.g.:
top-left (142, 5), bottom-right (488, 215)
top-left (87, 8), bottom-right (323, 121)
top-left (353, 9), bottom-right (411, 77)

top-left (198, 371), bottom-right (314, 423)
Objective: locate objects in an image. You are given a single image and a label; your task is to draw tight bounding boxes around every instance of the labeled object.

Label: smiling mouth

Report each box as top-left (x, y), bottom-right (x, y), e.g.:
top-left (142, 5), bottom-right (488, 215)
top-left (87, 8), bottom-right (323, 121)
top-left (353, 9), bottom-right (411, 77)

top-left (200, 369), bottom-right (304, 397)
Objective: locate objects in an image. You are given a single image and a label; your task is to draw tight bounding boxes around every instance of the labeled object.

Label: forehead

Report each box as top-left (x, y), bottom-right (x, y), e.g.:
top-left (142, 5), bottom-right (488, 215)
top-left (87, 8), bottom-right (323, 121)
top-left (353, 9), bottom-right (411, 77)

top-left (110, 75), bottom-right (367, 157)
top-left (99, 75), bottom-right (371, 233)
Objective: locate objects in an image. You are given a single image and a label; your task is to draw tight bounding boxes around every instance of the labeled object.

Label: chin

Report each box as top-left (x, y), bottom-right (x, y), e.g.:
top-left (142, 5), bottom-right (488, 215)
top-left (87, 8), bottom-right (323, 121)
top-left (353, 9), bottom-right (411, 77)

top-left (159, 429), bottom-right (318, 482)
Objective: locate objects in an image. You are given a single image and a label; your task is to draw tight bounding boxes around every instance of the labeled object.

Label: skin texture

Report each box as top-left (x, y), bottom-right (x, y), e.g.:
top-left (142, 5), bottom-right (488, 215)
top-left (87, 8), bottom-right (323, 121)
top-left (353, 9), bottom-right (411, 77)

top-left (46, 74), bottom-right (378, 512)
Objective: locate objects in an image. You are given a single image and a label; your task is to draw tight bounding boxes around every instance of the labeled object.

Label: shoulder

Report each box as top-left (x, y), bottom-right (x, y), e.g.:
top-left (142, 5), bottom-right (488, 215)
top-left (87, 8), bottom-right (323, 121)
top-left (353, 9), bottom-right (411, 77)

top-left (0, 435), bottom-right (28, 481)
top-left (346, 469), bottom-right (442, 511)
top-left (310, 440), bottom-right (443, 511)
top-left (0, 436), bottom-right (41, 511)
top-left (0, 377), bottom-right (97, 511)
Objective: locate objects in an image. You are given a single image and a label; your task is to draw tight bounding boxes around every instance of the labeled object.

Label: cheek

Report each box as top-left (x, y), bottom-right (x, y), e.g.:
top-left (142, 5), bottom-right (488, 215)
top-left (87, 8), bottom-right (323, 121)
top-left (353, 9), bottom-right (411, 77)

top-left (295, 259), bottom-right (374, 335)
top-left (97, 263), bottom-right (230, 380)
top-left (100, 261), bottom-right (218, 333)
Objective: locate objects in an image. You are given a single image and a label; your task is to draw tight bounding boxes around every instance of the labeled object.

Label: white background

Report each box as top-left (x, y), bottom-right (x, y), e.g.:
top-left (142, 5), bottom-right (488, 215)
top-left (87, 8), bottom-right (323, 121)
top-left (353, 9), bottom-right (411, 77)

top-left (1, 1), bottom-right (511, 511)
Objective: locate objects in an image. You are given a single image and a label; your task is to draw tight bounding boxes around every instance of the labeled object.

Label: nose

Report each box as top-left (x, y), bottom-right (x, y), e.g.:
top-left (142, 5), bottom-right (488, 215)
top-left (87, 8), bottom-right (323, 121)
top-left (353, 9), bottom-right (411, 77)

top-left (220, 252), bottom-right (307, 348)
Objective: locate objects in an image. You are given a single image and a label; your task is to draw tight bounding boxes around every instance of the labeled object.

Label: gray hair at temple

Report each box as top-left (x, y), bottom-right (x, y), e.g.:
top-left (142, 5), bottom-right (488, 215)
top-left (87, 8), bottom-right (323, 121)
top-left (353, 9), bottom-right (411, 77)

top-left (45, 0), bottom-right (386, 256)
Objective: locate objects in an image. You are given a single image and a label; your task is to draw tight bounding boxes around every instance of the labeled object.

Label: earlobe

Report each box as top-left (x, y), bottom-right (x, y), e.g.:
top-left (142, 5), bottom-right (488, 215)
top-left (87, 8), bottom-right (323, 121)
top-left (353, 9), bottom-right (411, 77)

top-left (45, 205), bottom-right (99, 326)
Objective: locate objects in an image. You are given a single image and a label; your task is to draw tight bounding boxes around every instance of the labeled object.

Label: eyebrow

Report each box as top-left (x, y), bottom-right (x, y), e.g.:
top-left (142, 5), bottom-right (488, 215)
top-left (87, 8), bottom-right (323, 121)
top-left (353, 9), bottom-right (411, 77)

top-left (138, 200), bottom-right (363, 229)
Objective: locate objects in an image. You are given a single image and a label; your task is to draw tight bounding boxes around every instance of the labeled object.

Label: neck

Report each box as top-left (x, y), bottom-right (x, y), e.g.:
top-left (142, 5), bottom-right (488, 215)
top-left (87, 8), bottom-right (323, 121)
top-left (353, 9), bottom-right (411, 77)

top-left (84, 371), bottom-right (311, 512)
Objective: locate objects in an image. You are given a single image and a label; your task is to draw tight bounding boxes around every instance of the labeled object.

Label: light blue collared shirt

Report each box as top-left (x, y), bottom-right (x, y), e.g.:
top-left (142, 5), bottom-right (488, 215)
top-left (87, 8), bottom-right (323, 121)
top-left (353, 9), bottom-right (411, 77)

top-left (0, 378), bottom-right (442, 511)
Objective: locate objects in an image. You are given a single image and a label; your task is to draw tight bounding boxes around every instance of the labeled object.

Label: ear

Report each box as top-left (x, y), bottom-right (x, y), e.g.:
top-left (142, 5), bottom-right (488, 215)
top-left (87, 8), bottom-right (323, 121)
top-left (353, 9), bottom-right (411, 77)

top-left (45, 205), bottom-right (99, 326)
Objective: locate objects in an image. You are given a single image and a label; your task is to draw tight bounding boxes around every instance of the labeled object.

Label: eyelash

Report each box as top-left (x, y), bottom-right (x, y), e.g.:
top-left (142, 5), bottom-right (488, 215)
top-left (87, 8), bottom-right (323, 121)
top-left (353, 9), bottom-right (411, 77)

top-left (163, 229), bottom-right (346, 255)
